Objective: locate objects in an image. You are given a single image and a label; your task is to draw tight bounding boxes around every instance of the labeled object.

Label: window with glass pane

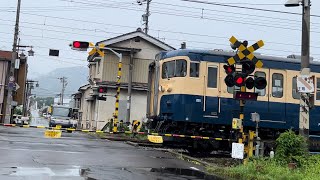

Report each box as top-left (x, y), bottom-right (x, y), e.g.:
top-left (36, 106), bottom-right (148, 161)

top-left (272, 73), bottom-right (283, 98)
top-left (292, 77), bottom-right (300, 99)
top-left (175, 60), bottom-right (187, 77)
top-left (190, 62), bottom-right (199, 77)
top-left (316, 78), bottom-right (320, 100)
top-left (207, 67), bottom-right (217, 88)
top-left (254, 71), bottom-right (266, 96)
top-left (161, 60), bottom-right (187, 79)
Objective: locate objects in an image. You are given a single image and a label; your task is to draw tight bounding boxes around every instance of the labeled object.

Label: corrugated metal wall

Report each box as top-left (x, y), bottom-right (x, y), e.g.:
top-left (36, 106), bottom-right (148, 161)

top-left (102, 54), bottom-right (152, 84)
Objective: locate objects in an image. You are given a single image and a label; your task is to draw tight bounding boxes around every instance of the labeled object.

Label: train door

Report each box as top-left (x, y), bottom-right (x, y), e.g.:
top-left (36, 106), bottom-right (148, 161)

top-left (285, 70), bottom-right (300, 129)
top-left (268, 69), bottom-right (287, 123)
top-left (309, 73), bottom-right (320, 132)
top-left (203, 62), bottom-right (220, 118)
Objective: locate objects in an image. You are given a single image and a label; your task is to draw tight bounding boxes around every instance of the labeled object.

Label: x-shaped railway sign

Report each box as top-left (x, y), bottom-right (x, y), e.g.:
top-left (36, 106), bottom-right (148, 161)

top-left (88, 43), bottom-right (105, 57)
top-left (227, 36), bottom-right (264, 68)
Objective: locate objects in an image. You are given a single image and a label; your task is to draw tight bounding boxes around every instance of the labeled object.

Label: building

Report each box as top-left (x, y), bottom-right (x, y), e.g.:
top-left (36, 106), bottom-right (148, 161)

top-left (0, 50), bottom-right (28, 123)
top-left (74, 29), bottom-right (175, 130)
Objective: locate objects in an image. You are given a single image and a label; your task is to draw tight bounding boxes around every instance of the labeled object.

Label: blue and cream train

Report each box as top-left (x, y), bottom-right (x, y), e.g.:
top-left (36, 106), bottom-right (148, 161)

top-left (146, 49), bottom-right (320, 152)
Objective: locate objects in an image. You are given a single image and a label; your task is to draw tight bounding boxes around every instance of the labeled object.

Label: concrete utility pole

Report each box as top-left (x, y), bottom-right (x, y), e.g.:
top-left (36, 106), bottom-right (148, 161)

top-left (126, 51), bottom-right (134, 123)
top-left (59, 77), bottom-right (67, 105)
top-left (3, 0), bottom-right (21, 124)
top-left (299, 0), bottom-right (311, 138)
top-left (139, 0), bottom-right (151, 34)
top-left (145, 0), bottom-right (151, 34)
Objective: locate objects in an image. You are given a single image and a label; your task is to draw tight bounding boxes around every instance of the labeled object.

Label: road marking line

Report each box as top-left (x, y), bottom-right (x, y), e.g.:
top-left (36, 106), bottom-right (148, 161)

top-left (0, 147), bottom-right (82, 154)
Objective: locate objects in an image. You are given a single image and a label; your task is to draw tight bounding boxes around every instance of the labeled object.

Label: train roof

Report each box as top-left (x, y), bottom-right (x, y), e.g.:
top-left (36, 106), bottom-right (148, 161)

top-left (157, 49), bottom-right (320, 72)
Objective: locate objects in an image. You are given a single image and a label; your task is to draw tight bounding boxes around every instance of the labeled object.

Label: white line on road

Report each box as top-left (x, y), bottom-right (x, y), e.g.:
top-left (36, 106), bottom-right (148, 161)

top-left (0, 147), bottom-right (83, 154)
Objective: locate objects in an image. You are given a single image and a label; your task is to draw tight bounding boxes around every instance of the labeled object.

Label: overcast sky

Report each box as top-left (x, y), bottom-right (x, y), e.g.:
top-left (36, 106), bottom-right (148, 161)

top-left (1, 0), bottom-right (319, 78)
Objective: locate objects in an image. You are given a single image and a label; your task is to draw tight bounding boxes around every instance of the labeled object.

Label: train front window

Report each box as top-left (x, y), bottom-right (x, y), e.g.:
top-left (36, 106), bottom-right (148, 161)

top-left (254, 71), bottom-right (266, 96)
top-left (162, 60), bottom-right (187, 79)
top-left (190, 62), bottom-right (199, 77)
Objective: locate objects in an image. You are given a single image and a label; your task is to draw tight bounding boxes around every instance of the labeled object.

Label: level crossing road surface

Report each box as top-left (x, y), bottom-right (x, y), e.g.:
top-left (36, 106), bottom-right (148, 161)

top-left (0, 111), bottom-right (216, 180)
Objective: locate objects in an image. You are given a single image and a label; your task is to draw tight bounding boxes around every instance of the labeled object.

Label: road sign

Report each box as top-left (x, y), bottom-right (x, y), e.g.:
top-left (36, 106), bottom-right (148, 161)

top-left (232, 143), bottom-right (244, 159)
top-left (15, 83), bottom-right (20, 91)
top-left (227, 36), bottom-right (264, 68)
top-left (297, 75), bottom-right (314, 93)
top-left (44, 130), bottom-right (62, 138)
top-left (147, 135), bottom-right (163, 144)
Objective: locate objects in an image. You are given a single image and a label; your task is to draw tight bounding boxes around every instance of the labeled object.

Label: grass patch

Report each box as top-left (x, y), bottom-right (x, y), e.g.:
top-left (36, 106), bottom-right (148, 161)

top-left (208, 156), bottom-right (320, 180)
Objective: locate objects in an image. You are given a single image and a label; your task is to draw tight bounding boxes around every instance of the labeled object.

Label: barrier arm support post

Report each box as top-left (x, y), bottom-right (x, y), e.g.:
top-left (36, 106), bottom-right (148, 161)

top-left (99, 47), bottom-right (122, 133)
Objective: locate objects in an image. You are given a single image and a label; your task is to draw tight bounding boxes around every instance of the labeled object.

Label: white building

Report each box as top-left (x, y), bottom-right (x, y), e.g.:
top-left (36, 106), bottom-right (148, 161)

top-left (74, 29), bottom-right (175, 130)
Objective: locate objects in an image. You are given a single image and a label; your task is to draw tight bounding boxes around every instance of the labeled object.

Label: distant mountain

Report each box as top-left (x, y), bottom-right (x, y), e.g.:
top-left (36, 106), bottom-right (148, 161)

top-left (32, 66), bottom-right (88, 98)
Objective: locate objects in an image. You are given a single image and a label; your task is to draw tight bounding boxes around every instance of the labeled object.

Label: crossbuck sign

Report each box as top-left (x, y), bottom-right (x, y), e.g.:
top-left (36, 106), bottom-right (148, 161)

top-left (297, 75), bottom-right (314, 93)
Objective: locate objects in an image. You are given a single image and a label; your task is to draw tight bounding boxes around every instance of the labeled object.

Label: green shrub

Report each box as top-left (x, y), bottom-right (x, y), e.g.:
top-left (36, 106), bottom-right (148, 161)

top-left (275, 130), bottom-right (308, 166)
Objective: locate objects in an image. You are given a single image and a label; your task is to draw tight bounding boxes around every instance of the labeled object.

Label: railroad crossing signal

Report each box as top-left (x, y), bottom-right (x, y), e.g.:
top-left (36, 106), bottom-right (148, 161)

top-left (88, 43), bottom-right (105, 57)
top-left (227, 36), bottom-right (264, 68)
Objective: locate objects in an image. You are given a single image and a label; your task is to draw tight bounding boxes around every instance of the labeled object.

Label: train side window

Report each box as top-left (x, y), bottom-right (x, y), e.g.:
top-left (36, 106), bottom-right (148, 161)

top-left (292, 77), bottom-right (300, 99)
top-left (207, 67), bottom-right (217, 88)
top-left (316, 78), bottom-right (320, 100)
top-left (254, 71), bottom-right (266, 96)
top-left (190, 62), bottom-right (199, 77)
top-left (227, 86), bottom-right (240, 94)
top-left (272, 73), bottom-right (283, 98)
top-left (162, 60), bottom-right (187, 79)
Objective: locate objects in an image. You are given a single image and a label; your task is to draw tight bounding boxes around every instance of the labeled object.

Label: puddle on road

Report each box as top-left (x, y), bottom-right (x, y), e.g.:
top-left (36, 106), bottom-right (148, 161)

top-left (149, 167), bottom-right (223, 180)
top-left (2, 166), bottom-right (95, 179)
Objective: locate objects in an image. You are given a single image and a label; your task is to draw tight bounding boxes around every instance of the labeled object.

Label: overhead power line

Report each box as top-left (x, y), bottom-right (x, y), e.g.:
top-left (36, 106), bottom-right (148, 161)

top-left (179, 0), bottom-right (320, 17)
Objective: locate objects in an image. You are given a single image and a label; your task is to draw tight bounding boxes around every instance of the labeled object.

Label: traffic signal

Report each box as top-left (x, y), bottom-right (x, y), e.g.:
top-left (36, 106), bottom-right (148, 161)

top-left (254, 77), bottom-right (267, 89)
top-left (98, 86), bottom-right (108, 93)
top-left (224, 65), bottom-right (236, 87)
top-left (224, 65), bottom-right (235, 75)
top-left (71, 41), bottom-right (89, 51)
top-left (241, 61), bottom-right (255, 75)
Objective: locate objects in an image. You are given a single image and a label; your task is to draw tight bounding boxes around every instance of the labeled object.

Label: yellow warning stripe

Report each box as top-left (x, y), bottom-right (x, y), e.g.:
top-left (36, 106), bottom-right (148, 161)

top-left (67, 128), bottom-right (76, 131)
top-left (164, 134), bottom-right (172, 137)
top-left (82, 130), bottom-right (89, 132)
top-left (23, 125), bottom-right (29, 128)
top-left (37, 126), bottom-right (45, 128)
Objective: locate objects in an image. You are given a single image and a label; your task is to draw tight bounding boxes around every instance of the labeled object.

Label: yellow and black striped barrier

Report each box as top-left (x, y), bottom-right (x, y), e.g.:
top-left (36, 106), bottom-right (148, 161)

top-left (0, 123), bottom-right (231, 141)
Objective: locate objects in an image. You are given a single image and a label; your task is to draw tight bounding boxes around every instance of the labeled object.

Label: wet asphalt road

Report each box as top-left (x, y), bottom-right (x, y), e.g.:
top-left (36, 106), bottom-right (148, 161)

top-left (0, 111), bottom-right (211, 180)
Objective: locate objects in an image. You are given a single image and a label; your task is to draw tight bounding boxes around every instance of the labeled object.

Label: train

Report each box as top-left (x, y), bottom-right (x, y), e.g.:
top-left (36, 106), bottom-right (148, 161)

top-left (146, 49), bottom-right (320, 153)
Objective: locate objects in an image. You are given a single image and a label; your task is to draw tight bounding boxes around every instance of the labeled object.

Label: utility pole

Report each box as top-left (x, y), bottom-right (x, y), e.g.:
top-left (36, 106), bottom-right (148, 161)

top-left (139, 0), bottom-right (151, 34)
top-left (59, 77), bottom-right (67, 105)
top-left (23, 80), bottom-right (39, 116)
top-left (299, 0), bottom-right (311, 138)
top-left (126, 51), bottom-right (134, 123)
top-left (3, 0), bottom-right (21, 124)
top-left (145, 0), bottom-right (151, 34)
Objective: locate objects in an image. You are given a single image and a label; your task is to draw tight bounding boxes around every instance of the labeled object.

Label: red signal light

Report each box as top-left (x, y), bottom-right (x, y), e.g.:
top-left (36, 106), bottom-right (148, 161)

top-left (234, 74), bottom-right (246, 87)
top-left (73, 41), bottom-right (81, 48)
top-left (98, 86), bottom-right (107, 93)
top-left (71, 41), bottom-right (89, 50)
top-left (223, 65), bottom-right (235, 75)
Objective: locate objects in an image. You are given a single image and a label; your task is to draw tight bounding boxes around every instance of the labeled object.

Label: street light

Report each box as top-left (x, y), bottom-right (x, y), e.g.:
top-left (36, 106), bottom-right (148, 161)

top-left (285, 0), bottom-right (311, 138)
